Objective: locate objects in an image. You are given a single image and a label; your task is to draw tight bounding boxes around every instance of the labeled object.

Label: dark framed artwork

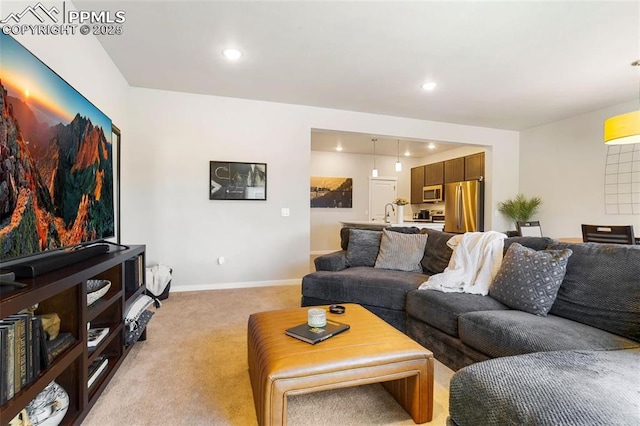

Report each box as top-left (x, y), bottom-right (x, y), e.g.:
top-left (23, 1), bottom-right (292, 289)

top-left (210, 161), bottom-right (267, 200)
top-left (310, 177), bottom-right (353, 208)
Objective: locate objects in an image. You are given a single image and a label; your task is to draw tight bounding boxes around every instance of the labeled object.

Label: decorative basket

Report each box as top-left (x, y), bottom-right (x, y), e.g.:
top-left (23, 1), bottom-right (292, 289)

top-left (86, 279), bottom-right (111, 306)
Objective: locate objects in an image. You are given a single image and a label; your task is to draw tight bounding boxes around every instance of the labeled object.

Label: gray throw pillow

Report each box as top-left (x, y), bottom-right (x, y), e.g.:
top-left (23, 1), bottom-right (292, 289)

top-left (346, 229), bottom-right (382, 267)
top-left (489, 243), bottom-right (572, 316)
top-left (374, 229), bottom-right (428, 272)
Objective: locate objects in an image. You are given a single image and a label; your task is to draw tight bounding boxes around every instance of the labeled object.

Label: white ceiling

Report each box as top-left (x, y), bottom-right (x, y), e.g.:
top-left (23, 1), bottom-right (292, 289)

top-left (311, 130), bottom-right (459, 158)
top-left (79, 1), bottom-right (639, 135)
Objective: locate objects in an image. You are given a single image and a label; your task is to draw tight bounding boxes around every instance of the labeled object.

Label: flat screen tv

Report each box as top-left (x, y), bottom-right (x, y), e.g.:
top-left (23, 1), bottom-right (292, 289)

top-left (0, 33), bottom-right (115, 267)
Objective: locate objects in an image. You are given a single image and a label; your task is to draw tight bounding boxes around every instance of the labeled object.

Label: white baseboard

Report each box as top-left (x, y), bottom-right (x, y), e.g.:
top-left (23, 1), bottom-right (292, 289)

top-left (170, 278), bottom-right (301, 293)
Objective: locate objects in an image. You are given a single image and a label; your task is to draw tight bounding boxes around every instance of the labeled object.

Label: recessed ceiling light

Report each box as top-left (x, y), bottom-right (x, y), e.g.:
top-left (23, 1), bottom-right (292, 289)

top-left (222, 48), bottom-right (243, 60)
top-left (421, 82), bottom-right (437, 91)
top-left (336, 146), bottom-right (343, 152)
top-left (428, 142), bottom-right (436, 149)
top-left (404, 150), bottom-right (411, 157)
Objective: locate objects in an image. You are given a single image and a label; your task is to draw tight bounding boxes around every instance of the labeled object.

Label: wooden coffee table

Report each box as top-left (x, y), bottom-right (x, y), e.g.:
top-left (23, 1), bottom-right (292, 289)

top-left (247, 304), bottom-right (434, 425)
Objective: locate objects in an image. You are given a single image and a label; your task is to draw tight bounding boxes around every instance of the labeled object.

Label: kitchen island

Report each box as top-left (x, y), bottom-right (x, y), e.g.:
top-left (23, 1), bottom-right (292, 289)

top-left (340, 220), bottom-right (444, 231)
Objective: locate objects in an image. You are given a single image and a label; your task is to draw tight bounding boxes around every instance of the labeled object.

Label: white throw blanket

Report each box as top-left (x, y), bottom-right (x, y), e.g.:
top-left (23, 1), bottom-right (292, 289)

top-left (145, 264), bottom-right (172, 298)
top-left (418, 231), bottom-right (506, 295)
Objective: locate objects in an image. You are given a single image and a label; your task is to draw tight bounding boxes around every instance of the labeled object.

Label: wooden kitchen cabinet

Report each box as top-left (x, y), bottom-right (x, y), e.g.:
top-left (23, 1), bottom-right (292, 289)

top-left (410, 166), bottom-right (425, 204)
top-left (464, 152), bottom-right (485, 181)
top-left (444, 157), bottom-right (465, 183)
top-left (425, 162), bottom-right (444, 186)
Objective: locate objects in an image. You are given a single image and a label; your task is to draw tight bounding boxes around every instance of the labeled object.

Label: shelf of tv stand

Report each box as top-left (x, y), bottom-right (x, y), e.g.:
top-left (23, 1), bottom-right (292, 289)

top-left (0, 244), bottom-right (146, 425)
top-left (125, 285), bottom-right (147, 310)
top-left (0, 343), bottom-right (83, 423)
top-left (87, 289), bottom-right (124, 323)
top-left (87, 323), bottom-right (123, 364)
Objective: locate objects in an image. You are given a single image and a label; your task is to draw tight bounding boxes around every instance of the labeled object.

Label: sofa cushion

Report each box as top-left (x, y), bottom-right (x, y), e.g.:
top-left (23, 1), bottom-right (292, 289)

top-left (547, 242), bottom-right (640, 342)
top-left (346, 229), bottom-right (381, 267)
top-left (458, 310), bottom-right (640, 358)
top-left (340, 225), bottom-right (420, 250)
top-left (406, 290), bottom-right (508, 337)
top-left (503, 236), bottom-right (556, 253)
top-left (489, 243), bottom-right (572, 316)
top-left (387, 226), bottom-right (421, 234)
top-left (301, 267), bottom-right (428, 311)
top-left (374, 229), bottom-right (428, 272)
top-left (314, 250), bottom-right (348, 272)
top-left (449, 348), bottom-right (640, 426)
top-left (420, 228), bottom-right (458, 275)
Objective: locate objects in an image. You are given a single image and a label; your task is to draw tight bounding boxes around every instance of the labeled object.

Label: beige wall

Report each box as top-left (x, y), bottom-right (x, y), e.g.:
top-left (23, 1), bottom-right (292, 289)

top-left (520, 100), bottom-right (640, 239)
top-left (127, 89), bottom-right (519, 289)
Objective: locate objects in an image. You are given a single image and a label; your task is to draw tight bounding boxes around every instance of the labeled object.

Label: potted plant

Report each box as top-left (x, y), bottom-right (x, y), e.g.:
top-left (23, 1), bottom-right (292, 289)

top-left (498, 194), bottom-right (542, 234)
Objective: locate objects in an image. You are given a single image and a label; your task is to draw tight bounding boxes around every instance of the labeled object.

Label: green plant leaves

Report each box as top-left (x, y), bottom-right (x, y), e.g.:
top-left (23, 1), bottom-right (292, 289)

top-left (498, 194), bottom-right (542, 228)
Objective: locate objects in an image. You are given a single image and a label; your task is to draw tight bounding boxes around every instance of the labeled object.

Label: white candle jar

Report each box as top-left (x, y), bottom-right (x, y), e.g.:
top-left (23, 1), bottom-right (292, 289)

top-left (307, 308), bottom-right (327, 328)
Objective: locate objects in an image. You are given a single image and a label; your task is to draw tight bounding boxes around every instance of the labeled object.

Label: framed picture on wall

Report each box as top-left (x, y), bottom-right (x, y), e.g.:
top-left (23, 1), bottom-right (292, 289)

top-left (310, 177), bottom-right (353, 208)
top-left (210, 161), bottom-right (267, 200)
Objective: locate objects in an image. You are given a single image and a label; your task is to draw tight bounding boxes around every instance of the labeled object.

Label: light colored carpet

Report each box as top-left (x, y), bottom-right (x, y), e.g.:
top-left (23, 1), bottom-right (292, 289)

top-left (82, 285), bottom-right (454, 425)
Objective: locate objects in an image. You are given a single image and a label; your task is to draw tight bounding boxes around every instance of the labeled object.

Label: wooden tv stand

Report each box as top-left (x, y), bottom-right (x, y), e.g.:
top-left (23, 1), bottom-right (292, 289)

top-left (0, 245), bottom-right (147, 425)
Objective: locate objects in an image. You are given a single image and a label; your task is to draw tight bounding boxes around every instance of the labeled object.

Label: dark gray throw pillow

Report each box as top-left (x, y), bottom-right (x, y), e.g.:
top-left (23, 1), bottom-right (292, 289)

top-left (489, 243), bottom-right (572, 316)
top-left (420, 228), bottom-right (457, 275)
top-left (340, 226), bottom-right (419, 250)
top-left (503, 236), bottom-right (557, 253)
top-left (346, 229), bottom-right (382, 267)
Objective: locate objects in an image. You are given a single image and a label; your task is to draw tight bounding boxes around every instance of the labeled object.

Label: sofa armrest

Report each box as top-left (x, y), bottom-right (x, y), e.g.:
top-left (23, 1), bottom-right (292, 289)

top-left (314, 250), bottom-right (348, 271)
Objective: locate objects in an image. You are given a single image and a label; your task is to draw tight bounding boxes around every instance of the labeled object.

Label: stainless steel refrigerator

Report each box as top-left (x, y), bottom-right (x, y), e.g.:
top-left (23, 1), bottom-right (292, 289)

top-left (444, 180), bottom-right (484, 233)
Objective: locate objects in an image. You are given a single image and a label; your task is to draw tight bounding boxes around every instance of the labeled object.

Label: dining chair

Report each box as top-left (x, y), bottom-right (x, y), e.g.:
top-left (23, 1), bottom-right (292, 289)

top-left (517, 221), bottom-right (543, 237)
top-left (581, 224), bottom-right (636, 245)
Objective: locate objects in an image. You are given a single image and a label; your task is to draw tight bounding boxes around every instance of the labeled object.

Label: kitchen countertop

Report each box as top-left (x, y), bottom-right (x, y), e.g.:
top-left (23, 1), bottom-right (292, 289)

top-left (340, 220), bottom-right (444, 230)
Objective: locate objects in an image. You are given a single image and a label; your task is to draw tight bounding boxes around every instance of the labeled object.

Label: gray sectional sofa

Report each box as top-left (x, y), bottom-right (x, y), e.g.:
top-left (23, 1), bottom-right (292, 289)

top-left (301, 226), bottom-right (640, 425)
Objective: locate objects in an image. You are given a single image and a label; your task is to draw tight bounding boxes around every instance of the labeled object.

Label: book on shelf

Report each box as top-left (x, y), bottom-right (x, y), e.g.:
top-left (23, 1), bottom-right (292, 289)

top-left (1, 316), bottom-right (25, 394)
top-left (136, 255), bottom-right (144, 287)
top-left (9, 312), bottom-right (34, 386)
top-left (0, 312), bottom-right (43, 403)
top-left (87, 327), bottom-right (109, 349)
top-left (87, 355), bottom-right (108, 389)
top-left (36, 317), bottom-right (50, 370)
top-left (0, 322), bottom-right (15, 401)
top-left (125, 254), bottom-right (144, 292)
top-left (0, 326), bottom-right (9, 404)
top-left (31, 316), bottom-right (42, 379)
top-left (45, 332), bottom-right (76, 364)
top-left (285, 320), bottom-right (350, 345)
top-left (0, 327), bottom-right (4, 405)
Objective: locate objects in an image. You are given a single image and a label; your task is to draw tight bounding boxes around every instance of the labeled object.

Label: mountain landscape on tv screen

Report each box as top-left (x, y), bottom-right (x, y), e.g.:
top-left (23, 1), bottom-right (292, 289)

top-left (0, 82), bottom-right (114, 260)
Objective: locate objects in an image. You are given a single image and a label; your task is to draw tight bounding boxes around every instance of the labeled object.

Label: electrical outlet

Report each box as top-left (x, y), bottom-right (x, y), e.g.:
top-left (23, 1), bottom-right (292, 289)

top-left (218, 257), bottom-right (225, 265)
top-left (281, 208), bottom-right (290, 217)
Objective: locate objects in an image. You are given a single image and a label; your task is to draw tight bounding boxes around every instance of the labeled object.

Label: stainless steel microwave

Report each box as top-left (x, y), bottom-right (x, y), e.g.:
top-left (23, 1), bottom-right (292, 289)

top-left (423, 185), bottom-right (443, 203)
